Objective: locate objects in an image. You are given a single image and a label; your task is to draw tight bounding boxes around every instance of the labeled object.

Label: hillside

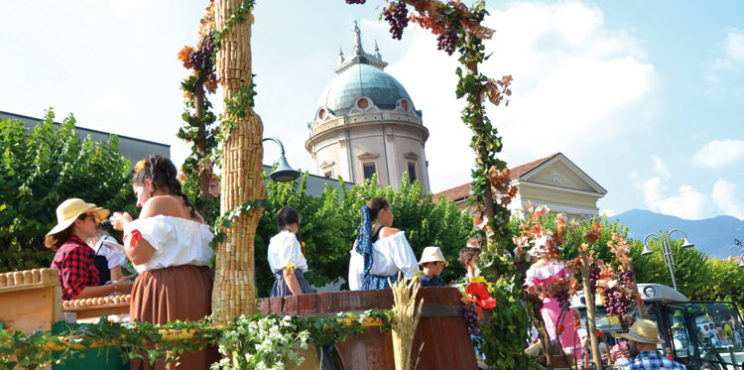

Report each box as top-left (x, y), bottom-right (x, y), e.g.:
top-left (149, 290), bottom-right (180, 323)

top-left (609, 209), bottom-right (744, 259)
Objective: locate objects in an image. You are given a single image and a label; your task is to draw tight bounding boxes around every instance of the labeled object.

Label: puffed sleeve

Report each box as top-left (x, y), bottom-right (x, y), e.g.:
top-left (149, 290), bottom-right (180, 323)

top-left (388, 232), bottom-right (420, 279)
top-left (267, 232), bottom-right (304, 273)
top-left (98, 235), bottom-right (127, 269)
top-left (348, 247), bottom-right (364, 291)
top-left (124, 217), bottom-right (175, 250)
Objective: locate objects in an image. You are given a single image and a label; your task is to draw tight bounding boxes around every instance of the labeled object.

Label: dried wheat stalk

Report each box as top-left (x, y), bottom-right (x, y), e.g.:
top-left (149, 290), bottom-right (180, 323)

top-left (390, 275), bottom-right (424, 370)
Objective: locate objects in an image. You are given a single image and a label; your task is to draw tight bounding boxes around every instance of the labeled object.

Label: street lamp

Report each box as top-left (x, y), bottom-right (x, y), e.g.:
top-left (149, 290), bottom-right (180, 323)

top-left (262, 137), bottom-right (300, 182)
top-left (642, 229), bottom-right (694, 291)
top-left (729, 239), bottom-right (744, 269)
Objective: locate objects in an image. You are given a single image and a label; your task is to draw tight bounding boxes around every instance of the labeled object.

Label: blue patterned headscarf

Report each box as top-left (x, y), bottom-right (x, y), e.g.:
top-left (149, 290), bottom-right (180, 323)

top-left (355, 205), bottom-right (374, 277)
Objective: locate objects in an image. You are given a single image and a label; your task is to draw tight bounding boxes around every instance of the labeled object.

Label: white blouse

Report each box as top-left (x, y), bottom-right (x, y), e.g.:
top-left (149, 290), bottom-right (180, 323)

top-left (124, 215), bottom-right (214, 273)
top-left (267, 230), bottom-right (308, 274)
top-left (348, 231), bottom-right (419, 291)
top-left (93, 234), bottom-right (127, 270)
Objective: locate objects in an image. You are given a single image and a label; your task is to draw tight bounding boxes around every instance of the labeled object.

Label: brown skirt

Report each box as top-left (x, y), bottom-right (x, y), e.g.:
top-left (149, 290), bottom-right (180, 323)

top-left (130, 265), bottom-right (219, 370)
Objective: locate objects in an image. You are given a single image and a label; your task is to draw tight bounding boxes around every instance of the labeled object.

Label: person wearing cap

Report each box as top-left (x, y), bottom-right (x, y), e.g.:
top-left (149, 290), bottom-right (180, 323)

top-left (46, 198), bottom-right (133, 300)
top-left (618, 319), bottom-right (685, 369)
top-left (418, 246), bottom-right (447, 287)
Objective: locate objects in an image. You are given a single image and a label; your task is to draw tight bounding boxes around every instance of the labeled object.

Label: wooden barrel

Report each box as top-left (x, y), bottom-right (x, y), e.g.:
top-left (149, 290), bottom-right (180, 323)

top-left (260, 287), bottom-right (478, 370)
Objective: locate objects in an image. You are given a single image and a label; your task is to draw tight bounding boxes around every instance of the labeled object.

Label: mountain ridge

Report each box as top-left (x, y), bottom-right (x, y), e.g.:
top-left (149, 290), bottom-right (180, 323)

top-left (608, 209), bottom-right (744, 259)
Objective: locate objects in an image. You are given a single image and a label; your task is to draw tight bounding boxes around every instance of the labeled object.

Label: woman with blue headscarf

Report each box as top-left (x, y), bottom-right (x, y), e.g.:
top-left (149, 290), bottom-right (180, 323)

top-left (348, 197), bottom-right (419, 290)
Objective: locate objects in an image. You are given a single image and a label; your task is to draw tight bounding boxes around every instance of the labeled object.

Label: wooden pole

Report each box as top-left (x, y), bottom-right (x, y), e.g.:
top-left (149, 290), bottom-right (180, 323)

top-left (580, 251), bottom-right (602, 369)
top-left (212, 0), bottom-right (264, 323)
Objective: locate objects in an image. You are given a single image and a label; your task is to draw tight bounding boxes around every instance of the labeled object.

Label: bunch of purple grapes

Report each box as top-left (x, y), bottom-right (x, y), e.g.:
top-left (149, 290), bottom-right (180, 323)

top-left (553, 290), bottom-right (571, 311)
top-left (190, 30), bottom-right (216, 78)
top-left (602, 287), bottom-right (632, 317)
top-left (345, 0), bottom-right (366, 4)
top-left (620, 270), bottom-right (635, 287)
top-left (463, 303), bottom-right (480, 336)
top-left (437, 26), bottom-right (458, 55)
top-left (588, 267), bottom-right (601, 293)
top-left (383, 1), bottom-right (408, 40)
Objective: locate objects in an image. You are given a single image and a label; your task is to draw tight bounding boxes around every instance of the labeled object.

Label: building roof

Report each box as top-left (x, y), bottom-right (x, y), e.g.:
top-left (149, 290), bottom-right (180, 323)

top-left (432, 153), bottom-right (559, 203)
top-left (316, 22), bottom-right (416, 116)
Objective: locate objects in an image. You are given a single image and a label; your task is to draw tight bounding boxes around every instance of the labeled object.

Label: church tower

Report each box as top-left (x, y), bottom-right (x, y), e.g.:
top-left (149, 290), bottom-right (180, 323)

top-left (305, 22), bottom-right (431, 193)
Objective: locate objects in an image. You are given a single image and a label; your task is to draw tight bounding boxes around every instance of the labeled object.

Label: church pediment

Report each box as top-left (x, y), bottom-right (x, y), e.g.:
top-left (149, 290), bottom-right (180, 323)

top-left (517, 154), bottom-right (606, 195)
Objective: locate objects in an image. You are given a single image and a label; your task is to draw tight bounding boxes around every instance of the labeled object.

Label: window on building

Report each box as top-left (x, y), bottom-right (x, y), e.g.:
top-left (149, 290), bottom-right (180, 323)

top-left (324, 171), bottom-right (332, 178)
top-left (363, 163), bottom-right (376, 179)
top-left (407, 162), bottom-right (417, 183)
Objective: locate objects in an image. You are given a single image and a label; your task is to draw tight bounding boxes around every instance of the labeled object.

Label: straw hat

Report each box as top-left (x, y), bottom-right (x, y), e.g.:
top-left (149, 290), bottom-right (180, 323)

top-left (418, 246), bottom-right (448, 265)
top-left (47, 198), bottom-right (109, 235)
top-left (619, 319), bottom-right (663, 344)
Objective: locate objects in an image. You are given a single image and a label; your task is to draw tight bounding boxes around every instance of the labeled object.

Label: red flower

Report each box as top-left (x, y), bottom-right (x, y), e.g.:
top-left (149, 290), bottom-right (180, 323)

top-left (466, 282), bottom-right (497, 309)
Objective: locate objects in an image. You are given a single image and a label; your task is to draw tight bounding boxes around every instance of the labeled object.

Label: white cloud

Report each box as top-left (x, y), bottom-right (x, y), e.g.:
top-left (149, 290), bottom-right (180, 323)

top-left (692, 139), bottom-right (744, 168)
top-left (706, 28), bottom-right (744, 95)
top-left (600, 209), bottom-right (616, 217)
top-left (651, 155), bottom-right (670, 179)
top-left (637, 177), bottom-right (706, 220)
top-left (386, 1), bottom-right (655, 191)
top-left (725, 29), bottom-right (744, 63)
top-left (712, 178), bottom-right (744, 219)
top-left (632, 164), bottom-right (707, 220)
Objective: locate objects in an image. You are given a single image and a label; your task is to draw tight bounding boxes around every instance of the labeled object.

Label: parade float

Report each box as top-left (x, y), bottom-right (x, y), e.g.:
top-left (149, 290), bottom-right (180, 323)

top-left (0, 1), bottom-right (664, 369)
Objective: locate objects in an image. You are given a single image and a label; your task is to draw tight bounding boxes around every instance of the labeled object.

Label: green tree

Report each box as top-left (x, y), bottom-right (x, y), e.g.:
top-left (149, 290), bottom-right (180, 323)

top-left (0, 110), bottom-right (135, 271)
top-left (629, 238), bottom-right (712, 300)
top-left (702, 258), bottom-right (744, 305)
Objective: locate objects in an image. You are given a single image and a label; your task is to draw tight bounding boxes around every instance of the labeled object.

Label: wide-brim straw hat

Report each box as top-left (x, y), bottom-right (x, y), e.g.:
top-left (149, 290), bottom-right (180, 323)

top-left (47, 198), bottom-right (109, 236)
top-left (418, 246), bottom-right (448, 265)
top-left (619, 319), bottom-right (663, 344)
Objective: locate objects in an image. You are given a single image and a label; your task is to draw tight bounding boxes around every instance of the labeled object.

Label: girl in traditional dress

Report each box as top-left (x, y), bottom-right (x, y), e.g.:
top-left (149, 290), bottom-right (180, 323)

top-left (110, 155), bottom-right (217, 370)
top-left (268, 206), bottom-right (312, 296)
top-left (524, 235), bottom-right (580, 364)
top-left (348, 197), bottom-right (419, 290)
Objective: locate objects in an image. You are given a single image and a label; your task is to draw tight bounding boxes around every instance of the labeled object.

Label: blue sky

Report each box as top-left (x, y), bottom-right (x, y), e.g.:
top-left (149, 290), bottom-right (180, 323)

top-left (1, 1), bottom-right (742, 221)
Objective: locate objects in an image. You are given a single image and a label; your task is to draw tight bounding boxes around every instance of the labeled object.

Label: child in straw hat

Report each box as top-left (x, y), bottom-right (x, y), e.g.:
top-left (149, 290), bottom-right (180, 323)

top-left (46, 198), bottom-right (133, 300)
top-left (418, 246), bottom-right (447, 287)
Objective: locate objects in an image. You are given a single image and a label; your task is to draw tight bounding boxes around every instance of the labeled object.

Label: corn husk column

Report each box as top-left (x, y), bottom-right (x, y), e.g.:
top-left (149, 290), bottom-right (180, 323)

top-left (391, 278), bottom-right (423, 370)
top-left (212, 0), bottom-right (264, 323)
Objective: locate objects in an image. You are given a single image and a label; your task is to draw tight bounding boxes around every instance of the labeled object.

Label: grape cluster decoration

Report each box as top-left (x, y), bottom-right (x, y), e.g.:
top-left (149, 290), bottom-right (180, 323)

top-left (462, 303), bottom-right (480, 336)
top-left (383, 1), bottom-right (409, 40)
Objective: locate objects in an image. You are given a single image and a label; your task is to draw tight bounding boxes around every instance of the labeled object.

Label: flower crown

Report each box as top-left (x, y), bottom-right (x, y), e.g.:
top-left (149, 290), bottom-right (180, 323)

top-left (134, 159), bottom-right (146, 173)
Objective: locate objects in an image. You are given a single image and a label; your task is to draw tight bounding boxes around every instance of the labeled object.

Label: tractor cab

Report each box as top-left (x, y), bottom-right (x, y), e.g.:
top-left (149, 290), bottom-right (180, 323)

top-left (571, 284), bottom-right (744, 369)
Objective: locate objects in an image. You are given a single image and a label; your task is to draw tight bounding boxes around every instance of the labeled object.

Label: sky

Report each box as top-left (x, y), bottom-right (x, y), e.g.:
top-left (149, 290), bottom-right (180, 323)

top-left (1, 0), bottom-right (742, 221)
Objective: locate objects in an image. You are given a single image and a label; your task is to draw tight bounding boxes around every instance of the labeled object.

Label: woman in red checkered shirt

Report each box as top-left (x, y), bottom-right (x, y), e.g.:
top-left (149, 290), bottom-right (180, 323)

top-left (46, 198), bottom-right (133, 300)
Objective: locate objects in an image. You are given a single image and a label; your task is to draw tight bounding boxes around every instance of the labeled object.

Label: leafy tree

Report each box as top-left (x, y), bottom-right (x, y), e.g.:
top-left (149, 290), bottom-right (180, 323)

top-left (0, 110), bottom-right (136, 271)
top-left (629, 238), bottom-right (712, 300)
top-left (701, 258), bottom-right (744, 305)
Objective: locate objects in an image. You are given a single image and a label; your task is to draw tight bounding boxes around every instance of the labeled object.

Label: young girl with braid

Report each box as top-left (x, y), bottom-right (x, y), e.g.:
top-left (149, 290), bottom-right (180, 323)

top-left (110, 155), bottom-right (217, 370)
top-left (348, 197), bottom-right (419, 290)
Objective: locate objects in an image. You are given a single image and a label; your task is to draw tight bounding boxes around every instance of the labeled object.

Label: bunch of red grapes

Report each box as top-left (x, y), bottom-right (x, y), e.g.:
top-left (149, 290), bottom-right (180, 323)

top-left (437, 26), bottom-right (458, 55)
top-left (601, 286), bottom-right (632, 317)
top-left (190, 30), bottom-right (216, 82)
top-left (462, 303), bottom-right (480, 336)
top-left (383, 1), bottom-right (408, 40)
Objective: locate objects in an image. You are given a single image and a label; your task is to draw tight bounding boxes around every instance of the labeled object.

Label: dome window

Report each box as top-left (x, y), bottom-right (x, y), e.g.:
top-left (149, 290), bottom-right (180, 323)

top-left (357, 98), bottom-right (369, 109)
top-left (400, 99), bottom-right (409, 111)
top-left (318, 108), bottom-right (327, 120)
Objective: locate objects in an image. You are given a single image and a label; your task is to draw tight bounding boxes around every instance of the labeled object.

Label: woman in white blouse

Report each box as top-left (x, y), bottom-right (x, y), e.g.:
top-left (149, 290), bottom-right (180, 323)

top-left (348, 197), bottom-right (419, 290)
top-left (110, 155), bottom-right (216, 370)
top-left (268, 206), bottom-right (312, 297)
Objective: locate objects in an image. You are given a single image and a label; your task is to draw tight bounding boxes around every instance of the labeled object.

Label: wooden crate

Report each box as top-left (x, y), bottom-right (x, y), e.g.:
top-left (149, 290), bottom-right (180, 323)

top-left (0, 268), bottom-right (62, 335)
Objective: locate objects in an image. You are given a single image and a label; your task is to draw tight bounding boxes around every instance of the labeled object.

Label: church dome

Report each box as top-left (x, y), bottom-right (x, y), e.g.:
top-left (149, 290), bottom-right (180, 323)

top-left (317, 63), bottom-right (414, 115)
